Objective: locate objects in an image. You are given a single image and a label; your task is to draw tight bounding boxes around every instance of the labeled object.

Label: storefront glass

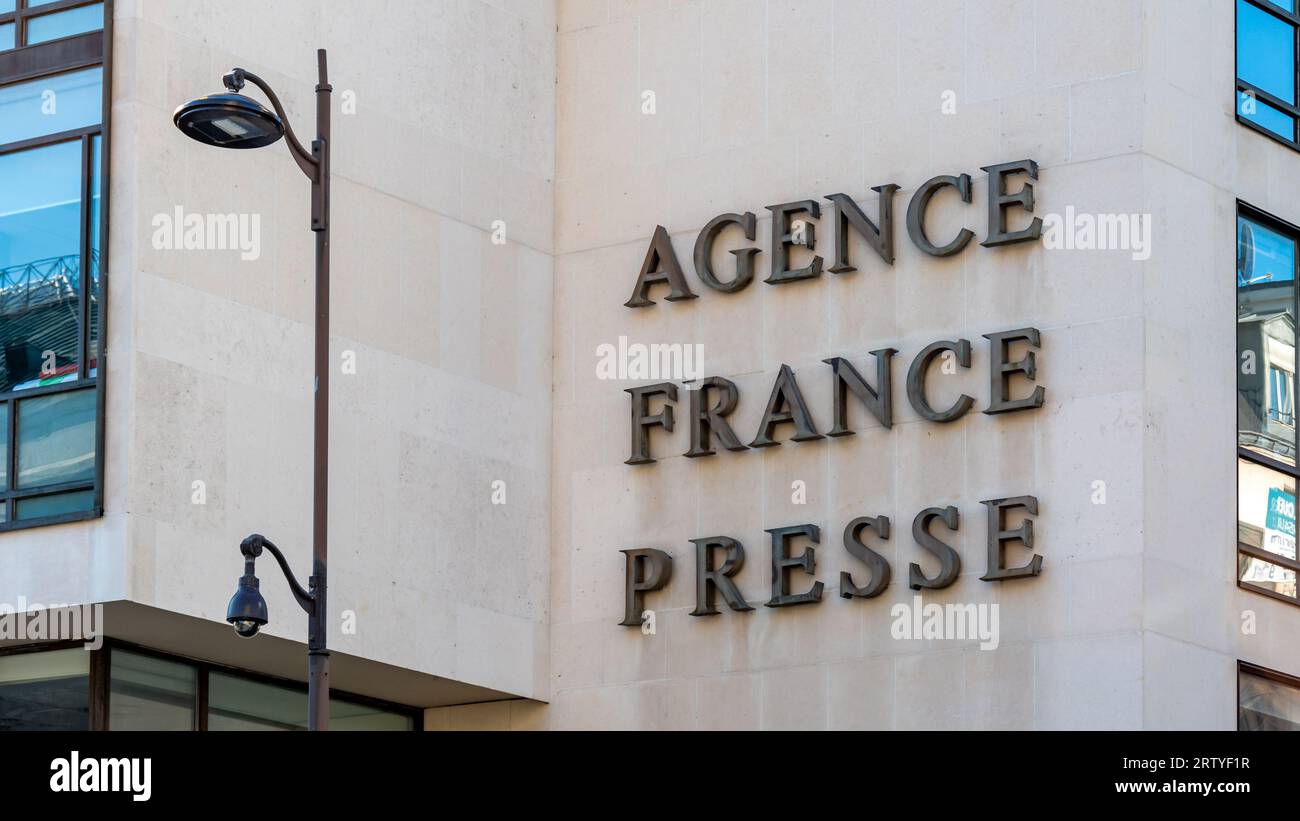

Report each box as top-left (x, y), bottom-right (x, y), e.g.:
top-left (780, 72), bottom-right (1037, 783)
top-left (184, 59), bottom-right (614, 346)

top-left (1239, 664), bottom-right (1300, 730)
top-left (0, 648), bottom-right (89, 730)
top-left (109, 649), bottom-right (198, 730)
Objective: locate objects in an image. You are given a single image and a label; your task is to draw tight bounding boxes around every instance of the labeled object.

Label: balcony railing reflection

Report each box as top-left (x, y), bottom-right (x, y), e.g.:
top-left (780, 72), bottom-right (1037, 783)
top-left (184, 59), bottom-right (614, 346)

top-left (0, 251), bottom-right (99, 315)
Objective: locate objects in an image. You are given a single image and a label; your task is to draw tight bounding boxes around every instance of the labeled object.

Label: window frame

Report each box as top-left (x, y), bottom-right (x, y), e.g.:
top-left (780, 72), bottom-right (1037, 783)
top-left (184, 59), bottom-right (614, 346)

top-left (1236, 0), bottom-right (1300, 151)
top-left (0, 639), bottom-right (422, 730)
top-left (0, 0), bottom-right (103, 53)
top-left (1238, 201), bottom-right (1300, 607)
top-left (0, 0), bottom-right (110, 532)
top-left (1269, 362), bottom-right (1295, 423)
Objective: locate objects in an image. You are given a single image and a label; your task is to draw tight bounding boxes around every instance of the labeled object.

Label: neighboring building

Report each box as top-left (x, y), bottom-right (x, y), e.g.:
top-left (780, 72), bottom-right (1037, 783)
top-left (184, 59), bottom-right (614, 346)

top-left (0, 0), bottom-right (1297, 731)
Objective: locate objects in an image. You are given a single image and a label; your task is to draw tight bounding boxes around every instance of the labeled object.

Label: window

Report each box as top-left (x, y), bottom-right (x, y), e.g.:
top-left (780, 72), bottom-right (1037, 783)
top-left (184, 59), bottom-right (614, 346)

top-left (1237, 0), bottom-right (1300, 147)
top-left (1238, 204), bottom-right (1300, 605)
top-left (208, 671), bottom-right (416, 731)
top-left (25, 1), bottom-right (102, 45)
top-left (108, 649), bottom-right (198, 730)
top-left (0, 646), bottom-right (88, 729)
top-left (0, 642), bottom-right (418, 730)
top-left (1239, 661), bottom-right (1300, 730)
top-left (1271, 364), bottom-right (1295, 423)
top-left (0, 0), bottom-right (104, 52)
top-left (0, 1), bottom-right (109, 531)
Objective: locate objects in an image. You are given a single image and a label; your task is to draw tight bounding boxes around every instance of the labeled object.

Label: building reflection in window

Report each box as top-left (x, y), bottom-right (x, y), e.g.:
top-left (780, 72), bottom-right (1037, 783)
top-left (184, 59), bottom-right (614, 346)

top-left (1238, 207), bottom-right (1300, 607)
top-left (1238, 215), bottom-right (1298, 466)
top-left (0, 54), bottom-right (106, 528)
top-left (1238, 458), bottom-right (1299, 600)
top-left (1239, 663), bottom-right (1300, 730)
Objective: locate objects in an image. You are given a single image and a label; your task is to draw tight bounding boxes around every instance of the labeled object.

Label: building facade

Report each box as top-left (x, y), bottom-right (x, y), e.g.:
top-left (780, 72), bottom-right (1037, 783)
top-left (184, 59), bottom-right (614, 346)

top-left (0, 0), bottom-right (1296, 730)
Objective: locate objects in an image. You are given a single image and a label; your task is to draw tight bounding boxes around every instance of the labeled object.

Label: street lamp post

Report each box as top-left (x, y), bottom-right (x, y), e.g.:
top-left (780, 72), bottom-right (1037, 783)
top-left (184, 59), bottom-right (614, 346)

top-left (173, 50), bottom-right (333, 730)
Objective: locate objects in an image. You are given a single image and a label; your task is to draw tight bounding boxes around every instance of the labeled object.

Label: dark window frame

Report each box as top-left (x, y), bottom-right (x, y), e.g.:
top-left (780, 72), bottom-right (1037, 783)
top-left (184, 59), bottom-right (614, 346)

top-left (0, 639), bottom-right (421, 730)
top-left (1236, 0), bottom-right (1300, 150)
top-left (1238, 200), bottom-right (1300, 607)
top-left (0, 0), bottom-right (111, 532)
top-left (1238, 659), bottom-right (1300, 730)
top-left (0, 0), bottom-right (104, 52)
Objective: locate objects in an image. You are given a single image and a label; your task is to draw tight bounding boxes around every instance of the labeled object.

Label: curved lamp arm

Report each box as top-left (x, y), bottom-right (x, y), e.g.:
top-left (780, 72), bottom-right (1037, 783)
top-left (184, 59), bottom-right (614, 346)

top-left (240, 533), bottom-right (316, 616)
top-left (223, 69), bottom-right (319, 182)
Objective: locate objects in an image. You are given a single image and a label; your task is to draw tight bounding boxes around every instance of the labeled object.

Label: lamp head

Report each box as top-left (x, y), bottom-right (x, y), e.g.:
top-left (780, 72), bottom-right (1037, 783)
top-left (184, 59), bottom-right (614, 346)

top-left (173, 91), bottom-right (284, 149)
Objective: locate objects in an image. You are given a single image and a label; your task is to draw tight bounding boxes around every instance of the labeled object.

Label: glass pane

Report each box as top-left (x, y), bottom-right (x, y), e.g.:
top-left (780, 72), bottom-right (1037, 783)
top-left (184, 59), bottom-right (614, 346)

top-left (0, 141), bottom-right (83, 393)
top-left (17, 390), bottom-right (95, 488)
top-left (207, 672), bottom-right (411, 730)
top-left (1269, 0), bottom-right (1298, 11)
top-left (16, 489), bottom-right (93, 520)
top-left (1238, 216), bottom-right (1298, 464)
top-left (1239, 0), bottom-right (1298, 103)
top-left (1238, 458), bottom-right (1300, 598)
top-left (0, 648), bottom-right (89, 730)
top-left (27, 0), bottom-right (62, 6)
top-left (1240, 669), bottom-right (1300, 730)
top-left (331, 697), bottom-right (413, 730)
top-left (26, 2), bottom-right (103, 45)
top-left (1239, 0), bottom-right (1299, 103)
top-left (0, 403), bottom-right (6, 490)
top-left (0, 2), bottom-right (14, 15)
top-left (0, 23), bottom-right (12, 52)
top-left (0, 67), bottom-right (102, 146)
top-left (1239, 89), bottom-right (1297, 140)
top-left (208, 673), bottom-right (305, 730)
top-left (88, 135), bottom-right (100, 377)
top-left (109, 650), bottom-right (197, 730)
top-left (1239, 552), bottom-right (1298, 599)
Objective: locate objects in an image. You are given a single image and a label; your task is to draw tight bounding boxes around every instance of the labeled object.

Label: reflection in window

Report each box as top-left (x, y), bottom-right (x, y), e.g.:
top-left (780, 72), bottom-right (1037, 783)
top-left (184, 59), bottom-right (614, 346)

top-left (0, 403), bottom-right (6, 492)
top-left (0, 141), bottom-right (83, 395)
top-left (1239, 0), bottom-right (1296, 103)
top-left (1238, 0), bottom-right (1300, 145)
top-left (1240, 664), bottom-right (1300, 730)
top-left (0, 648), bottom-right (89, 731)
top-left (0, 68), bottom-right (103, 146)
top-left (89, 134), bottom-right (101, 373)
top-left (208, 672), bottom-right (415, 731)
top-left (16, 489), bottom-right (94, 521)
top-left (1241, 91), bottom-right (1297, 140)
top-left (209, 672), bottom-right (305, 730)
top-left (0, 44), bottom-right (106, 528)
top-left (109, 650), bottom-right (197, 731)
top-left (26, 2), bottom-right (103, 46)
top-left (1238, 214), bottom-right (1298, 465)
top-left (0, 645), bottom-right (416, 731)
top-left (332, 697), bottom-right (418, 731)
top-left (17, 390), bottom-right (96, 489)
top-left (1238, 458), bottom-right (1299, 600)
top-left (1271, 366), bottom-right (1295, 424)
